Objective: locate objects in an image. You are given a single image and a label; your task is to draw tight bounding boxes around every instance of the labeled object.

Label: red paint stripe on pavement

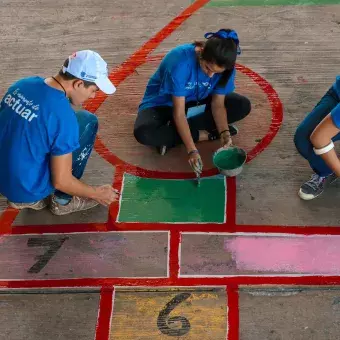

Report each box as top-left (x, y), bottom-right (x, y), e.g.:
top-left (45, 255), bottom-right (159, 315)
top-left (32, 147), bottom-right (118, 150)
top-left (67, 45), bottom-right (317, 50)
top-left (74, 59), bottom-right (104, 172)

top-left (91, 63), bottom-right (283, 177)
top-left (169, 230), bottom-right (181, 280)
top-left (0, 208), bottom-right (19, 235)
top-left (235, 64), bottom-right (283, 163)
top-left (83, 0), bottom-right (210, 118)
top-left (9, 223), bottom-right (107, 235)
top-left (84, 0), bottom-right (211, 114)
top-left (227, 285), bottom-right (239, 340)
top-left (3, 276), bottom-right (340, 289)
top-left (227, 177), bottom-right (236, 229)
top-left (95, 287), bottom-right (115, 340)
top-left (7, 223), bottom-right (340, 235)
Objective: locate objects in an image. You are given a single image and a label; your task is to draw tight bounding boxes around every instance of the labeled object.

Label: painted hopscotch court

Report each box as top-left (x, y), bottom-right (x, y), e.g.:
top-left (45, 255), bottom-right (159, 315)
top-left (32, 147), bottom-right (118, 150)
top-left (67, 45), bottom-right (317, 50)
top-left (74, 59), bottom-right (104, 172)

top-left (1, 0), bottom-right (340, 339)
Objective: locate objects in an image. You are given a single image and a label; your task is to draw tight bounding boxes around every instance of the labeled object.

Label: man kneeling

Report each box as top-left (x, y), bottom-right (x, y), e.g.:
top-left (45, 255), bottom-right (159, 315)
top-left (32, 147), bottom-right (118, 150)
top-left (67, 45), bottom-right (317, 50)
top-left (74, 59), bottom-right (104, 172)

top-left (0, 50), bottom-right (118, 215)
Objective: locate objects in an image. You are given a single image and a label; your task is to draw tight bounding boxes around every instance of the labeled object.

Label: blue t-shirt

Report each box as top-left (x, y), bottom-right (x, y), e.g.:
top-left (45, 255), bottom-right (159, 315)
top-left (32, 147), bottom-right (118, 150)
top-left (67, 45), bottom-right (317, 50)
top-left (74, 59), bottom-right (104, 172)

top-left (0, 76), bottom-right (80, 203)
top-left (139, 43), bottom-right (236, 111)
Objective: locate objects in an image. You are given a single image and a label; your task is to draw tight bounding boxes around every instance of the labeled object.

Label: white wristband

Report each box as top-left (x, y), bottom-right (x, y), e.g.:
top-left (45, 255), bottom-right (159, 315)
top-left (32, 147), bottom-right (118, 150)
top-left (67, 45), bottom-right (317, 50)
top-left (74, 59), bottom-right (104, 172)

top-left (313, 141), bottom-right (334, 155)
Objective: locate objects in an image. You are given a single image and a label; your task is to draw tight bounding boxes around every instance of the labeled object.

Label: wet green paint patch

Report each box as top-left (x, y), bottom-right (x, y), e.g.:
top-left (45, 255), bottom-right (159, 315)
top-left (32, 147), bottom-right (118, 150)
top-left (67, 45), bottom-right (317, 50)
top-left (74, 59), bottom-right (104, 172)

top-left (203, 0), bottom-right (340, 6)
top-left (118, 174), bottom-right (226, 223)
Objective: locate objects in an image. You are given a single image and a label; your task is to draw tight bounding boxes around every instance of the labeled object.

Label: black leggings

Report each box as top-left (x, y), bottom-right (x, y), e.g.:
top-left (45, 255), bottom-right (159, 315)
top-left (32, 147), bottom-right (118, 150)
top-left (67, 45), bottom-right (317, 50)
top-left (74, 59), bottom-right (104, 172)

top-left (134, 93), bottom-right (251, 148)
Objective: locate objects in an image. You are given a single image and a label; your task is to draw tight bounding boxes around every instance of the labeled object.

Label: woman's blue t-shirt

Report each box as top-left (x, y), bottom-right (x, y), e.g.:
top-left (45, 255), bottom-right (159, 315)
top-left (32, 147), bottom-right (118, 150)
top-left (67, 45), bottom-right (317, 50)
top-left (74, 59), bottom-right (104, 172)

top-left (139, 44), bottom-right (236, 111)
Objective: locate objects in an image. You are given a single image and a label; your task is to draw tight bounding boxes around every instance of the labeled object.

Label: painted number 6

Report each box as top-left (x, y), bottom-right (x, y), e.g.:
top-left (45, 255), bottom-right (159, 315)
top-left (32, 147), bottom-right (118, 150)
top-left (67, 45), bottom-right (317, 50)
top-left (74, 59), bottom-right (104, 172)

top-left (157, 292), bottom-right (191, 337)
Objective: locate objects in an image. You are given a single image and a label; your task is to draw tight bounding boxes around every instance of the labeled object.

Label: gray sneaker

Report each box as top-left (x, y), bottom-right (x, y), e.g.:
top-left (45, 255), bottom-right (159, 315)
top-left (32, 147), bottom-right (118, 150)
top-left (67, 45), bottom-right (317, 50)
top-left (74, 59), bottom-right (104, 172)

top-left (50, 195), bottom-right (99, 216)
top-left (298, 173), bottom-right (336, 200)
top-left (8, 199), bottom-right (47, 210)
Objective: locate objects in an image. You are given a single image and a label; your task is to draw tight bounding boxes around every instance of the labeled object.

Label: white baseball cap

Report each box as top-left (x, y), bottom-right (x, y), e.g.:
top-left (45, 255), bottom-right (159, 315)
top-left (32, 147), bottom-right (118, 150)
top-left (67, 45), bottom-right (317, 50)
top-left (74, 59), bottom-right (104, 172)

top-left (62, 50), bottom-right (116, 95)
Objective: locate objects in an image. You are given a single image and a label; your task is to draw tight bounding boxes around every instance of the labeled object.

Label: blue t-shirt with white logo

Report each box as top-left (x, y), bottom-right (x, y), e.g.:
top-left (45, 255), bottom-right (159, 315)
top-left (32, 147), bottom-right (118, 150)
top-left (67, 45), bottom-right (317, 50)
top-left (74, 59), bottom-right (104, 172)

top-left (0, 76), bottom-right (80, 203)
top-left (139, 43), bottom-right (236, 111)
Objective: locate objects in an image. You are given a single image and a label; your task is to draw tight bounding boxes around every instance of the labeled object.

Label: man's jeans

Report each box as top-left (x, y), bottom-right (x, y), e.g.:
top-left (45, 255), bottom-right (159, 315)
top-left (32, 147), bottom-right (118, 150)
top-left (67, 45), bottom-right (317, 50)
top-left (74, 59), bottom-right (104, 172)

top-left (54, 109), bottom-right (98, 200)
top-left (294, 87), bottom-right (340, 177)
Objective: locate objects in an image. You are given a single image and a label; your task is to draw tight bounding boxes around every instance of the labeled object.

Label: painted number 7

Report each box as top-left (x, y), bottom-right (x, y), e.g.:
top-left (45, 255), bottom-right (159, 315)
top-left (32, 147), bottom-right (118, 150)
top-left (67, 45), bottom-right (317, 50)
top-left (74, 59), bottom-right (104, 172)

top-left (27, 237), bottom-right (69, 274)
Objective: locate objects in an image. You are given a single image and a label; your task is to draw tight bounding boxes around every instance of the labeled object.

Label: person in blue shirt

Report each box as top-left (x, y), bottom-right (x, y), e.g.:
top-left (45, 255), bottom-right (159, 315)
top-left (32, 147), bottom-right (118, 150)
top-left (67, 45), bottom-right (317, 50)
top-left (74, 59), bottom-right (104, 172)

top-left (294, 76), bottom-right (340, 200)
top-left (134, 28), bottom-right (251, 175)
top-left (0, 50), bottom-right (119, 215)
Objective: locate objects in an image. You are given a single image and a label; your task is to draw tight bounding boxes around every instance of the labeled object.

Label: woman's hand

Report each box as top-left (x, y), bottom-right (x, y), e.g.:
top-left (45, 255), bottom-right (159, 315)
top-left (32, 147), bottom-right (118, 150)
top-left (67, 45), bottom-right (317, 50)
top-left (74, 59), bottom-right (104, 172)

top-left (188, 150), bottom-right (203, 175)
top-left (220, 130), bottom-right (232, 148)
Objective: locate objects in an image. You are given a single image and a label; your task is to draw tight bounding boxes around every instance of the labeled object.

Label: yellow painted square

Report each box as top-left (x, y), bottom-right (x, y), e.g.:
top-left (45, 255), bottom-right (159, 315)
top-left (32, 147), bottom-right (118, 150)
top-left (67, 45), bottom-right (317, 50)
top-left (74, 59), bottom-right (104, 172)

top-left (110, 288), bottom-right (227, 339)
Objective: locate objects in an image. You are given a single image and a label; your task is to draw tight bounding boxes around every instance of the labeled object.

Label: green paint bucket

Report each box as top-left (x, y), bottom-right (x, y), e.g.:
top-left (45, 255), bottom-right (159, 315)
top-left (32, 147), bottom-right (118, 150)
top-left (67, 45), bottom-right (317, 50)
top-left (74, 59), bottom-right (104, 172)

top-left (213, 146), bottom-right (247, 177)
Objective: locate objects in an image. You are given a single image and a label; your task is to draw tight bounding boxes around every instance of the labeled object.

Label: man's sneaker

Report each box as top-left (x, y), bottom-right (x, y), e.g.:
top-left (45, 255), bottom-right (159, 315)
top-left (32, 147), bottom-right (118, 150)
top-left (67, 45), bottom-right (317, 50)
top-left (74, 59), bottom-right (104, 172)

top-left (298, 173), bottom-right (327, 200)
top-left (50, 195), bottom-right (99, 216)
top-left (8, 199), bottom-right (47, 210)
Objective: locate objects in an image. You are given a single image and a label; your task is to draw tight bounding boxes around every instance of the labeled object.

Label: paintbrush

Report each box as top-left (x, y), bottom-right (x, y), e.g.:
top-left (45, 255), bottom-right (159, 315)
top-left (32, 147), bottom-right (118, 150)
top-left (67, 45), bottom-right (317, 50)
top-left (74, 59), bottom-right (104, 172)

top-left (195, 173), bottom-right (201, 187)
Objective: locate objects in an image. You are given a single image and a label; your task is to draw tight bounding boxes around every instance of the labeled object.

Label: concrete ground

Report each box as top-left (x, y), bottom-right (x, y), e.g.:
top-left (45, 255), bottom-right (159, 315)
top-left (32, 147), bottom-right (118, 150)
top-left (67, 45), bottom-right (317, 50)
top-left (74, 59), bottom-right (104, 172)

top-left (1, 0), bottom-right (340, 339)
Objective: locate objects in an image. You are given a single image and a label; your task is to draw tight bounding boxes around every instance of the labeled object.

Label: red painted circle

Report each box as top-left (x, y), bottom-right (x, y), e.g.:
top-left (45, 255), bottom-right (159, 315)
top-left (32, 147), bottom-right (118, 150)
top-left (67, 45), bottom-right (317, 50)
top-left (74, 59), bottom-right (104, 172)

top-left (92, 58), bottom-right (283, 179)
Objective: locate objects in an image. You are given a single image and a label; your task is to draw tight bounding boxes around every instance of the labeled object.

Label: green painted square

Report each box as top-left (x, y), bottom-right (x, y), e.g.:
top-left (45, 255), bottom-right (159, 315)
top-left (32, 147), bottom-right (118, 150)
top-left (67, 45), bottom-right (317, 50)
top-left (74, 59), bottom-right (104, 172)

top-left (202, 0), bottom-right (340, 6)
top-left (118, 174), bottom-right (226, 223)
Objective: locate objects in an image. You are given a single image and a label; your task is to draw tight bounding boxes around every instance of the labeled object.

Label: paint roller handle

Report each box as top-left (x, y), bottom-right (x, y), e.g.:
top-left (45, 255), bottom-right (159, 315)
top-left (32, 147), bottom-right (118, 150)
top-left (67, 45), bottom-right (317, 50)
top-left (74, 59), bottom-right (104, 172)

top-left (188, 150), bottom-right (203, 175)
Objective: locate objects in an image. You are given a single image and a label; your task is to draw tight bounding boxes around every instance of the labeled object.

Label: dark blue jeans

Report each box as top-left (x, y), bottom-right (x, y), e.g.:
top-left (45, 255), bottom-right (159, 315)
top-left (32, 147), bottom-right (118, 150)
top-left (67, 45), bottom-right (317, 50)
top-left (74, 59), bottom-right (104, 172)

top-left (294, 87), bottom-right (340, 177)
top-left (54, 109), bottom-right (98, 200)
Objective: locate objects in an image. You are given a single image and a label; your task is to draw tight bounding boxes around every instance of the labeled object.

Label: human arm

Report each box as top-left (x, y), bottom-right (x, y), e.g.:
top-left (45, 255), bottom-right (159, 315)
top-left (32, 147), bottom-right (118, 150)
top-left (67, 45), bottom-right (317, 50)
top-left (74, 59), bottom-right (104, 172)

top-left (310, 113), bottom-right (340, 176)
top-left (172, 95), bottom-right (202, 174)
top-left (211, 68), bottom-right (237, 148)
top-left (50, 153), bottom-right (118, 206)
top-left (172, 96), bottom-right (196, 153)
top-left (211, 94), bottom-right (232, 148)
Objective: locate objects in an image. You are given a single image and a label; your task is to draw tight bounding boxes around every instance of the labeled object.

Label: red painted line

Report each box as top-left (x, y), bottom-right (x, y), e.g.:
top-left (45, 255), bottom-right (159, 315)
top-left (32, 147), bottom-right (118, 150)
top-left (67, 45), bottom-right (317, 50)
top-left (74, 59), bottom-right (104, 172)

top-left (85, 12), bottom-right (283, 179)
top-left (3, 276), bottom-right (340, 289)
top-left (86, 0), bottom-right (211, 168)
top-left (84, 0), bottom-right (211, 115)
top-left (95, 286), bottom-right (115, 340)
top-left (226, 177), bottom-right (236, 229)
top-left (235, 64), bottom-right (283, 164)
top-left (169, 230), bottom-right (181, 280)
top-left (91, 62), bottom-right (283, 179)
top-left (227, 285), bottom-right (239, 340)
top-left (7, 223), bottom-right (340, 235)
top-left (98, 223), bottom-right (340, 235)
top-left (235, 225), bottom-right (340, 235)
top-left (0, 208), bottom-right (19, 234)
top-left (7, 223), bottom-right (108, 235)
